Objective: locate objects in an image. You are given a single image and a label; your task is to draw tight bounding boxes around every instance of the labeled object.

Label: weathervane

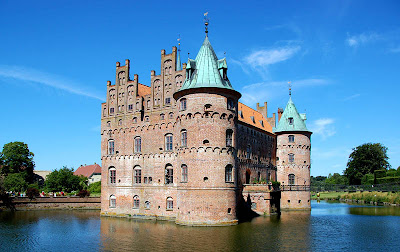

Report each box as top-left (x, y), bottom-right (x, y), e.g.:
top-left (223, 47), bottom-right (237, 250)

top-left (288, 81), bottom-right (292, 96)
top-left (177, 35), bottom-right (181, 52)
top-left (204, 12), bottom-right (209, 36)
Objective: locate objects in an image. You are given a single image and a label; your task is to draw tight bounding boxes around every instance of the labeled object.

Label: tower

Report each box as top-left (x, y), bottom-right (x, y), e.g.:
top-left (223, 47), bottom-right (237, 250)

top-left (274, 95), bottom-right (312, 210)
top-left (173, 26), bottom-right (241, 225)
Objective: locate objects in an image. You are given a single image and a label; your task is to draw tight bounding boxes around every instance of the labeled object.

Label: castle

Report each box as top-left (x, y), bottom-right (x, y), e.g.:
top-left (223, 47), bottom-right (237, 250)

top-left (100, 27), bottom-right (312, 226)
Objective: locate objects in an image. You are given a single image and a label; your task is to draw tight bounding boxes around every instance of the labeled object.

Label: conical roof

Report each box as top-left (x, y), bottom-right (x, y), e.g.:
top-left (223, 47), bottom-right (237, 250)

top-left (179, 36), bottom-right (235, 91)
top-left (274, 97), bottom-right (311, 133)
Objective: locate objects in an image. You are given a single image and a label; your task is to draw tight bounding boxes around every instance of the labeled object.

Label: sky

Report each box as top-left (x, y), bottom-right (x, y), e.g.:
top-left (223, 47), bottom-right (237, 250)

top-left (0, 0), bottom-right (399, 176)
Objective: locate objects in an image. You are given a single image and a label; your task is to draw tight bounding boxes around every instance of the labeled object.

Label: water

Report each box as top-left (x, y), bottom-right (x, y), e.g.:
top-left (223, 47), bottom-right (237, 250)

top-left (0, 201), bottom-right (400, 251)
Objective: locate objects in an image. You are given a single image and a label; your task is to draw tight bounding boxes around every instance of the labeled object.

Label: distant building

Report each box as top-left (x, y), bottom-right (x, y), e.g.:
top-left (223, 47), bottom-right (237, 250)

top-left (33, 170), bottom-right (52, 186)
top-left (74, 163), bottom-right (102, 184)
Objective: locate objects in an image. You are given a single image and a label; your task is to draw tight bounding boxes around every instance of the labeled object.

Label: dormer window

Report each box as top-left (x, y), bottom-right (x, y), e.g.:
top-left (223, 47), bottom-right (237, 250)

top-left (288, 117), bottom-right (294, 125)
top-left (227, 99), bottom-right (235, 111)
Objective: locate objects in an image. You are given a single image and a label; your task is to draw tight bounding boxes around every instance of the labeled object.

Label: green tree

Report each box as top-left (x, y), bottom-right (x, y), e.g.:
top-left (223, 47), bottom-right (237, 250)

top-left (3, 173), bottom-right (28, 192)
top-left (88, 181), bottom-right (101, 194)
top-left (0, 142), bottom-right (35, 182)
top-left (45, 166), bottom-right (87, 192)
top-left (326, 173), bottom-right (348, 185)
top-left (344, 143), bottom-right (391, 185)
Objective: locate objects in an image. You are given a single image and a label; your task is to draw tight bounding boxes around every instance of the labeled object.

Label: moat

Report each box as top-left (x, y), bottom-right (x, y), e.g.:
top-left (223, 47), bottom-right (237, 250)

top-left (1, 201), bottom-right (399, 251)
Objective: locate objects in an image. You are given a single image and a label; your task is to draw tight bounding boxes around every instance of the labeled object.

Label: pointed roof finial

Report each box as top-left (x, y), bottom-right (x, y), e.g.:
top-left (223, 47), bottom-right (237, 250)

top-left (204, 12), bottom-right (209, 36)
top-left (288, 81), bottom-right (292, 97)
top-left (176, 35), bottom-right (182, 71)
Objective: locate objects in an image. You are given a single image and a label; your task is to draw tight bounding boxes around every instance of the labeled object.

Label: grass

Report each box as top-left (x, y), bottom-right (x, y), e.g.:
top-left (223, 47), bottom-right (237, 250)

top-left (312, 191), bottom-right (400, 205)
top-left (311, 191), bottom-right (345, 200)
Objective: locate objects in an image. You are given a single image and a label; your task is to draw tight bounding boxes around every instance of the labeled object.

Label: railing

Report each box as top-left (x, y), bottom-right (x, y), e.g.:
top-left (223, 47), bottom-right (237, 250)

top-left (311, 183), bottom-right (400, 192)
top-left (280, 185), bottom-right (310, 191)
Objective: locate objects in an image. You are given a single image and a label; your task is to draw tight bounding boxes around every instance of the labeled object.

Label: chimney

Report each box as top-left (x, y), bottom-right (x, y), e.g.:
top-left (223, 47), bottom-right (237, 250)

top-left (278, 108), bottom-right (283, 122)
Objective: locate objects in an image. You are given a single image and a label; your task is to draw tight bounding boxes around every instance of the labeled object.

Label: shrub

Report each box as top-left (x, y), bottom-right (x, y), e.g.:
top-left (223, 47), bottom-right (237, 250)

top-left (88, 181), bottom-right (101, 194)
top-left (26, 187), bottom-right (39, 199)
top-left (77, 189), bottom-right (90, 198)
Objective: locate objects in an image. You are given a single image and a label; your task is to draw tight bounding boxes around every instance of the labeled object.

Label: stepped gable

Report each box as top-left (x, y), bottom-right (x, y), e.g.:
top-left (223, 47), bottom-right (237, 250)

top-left (74, 164), bottom-right (101, 178)
top-left (274, 97), bottom-right (310, 133)
top-left (238, 102), bottom-right (273, 133)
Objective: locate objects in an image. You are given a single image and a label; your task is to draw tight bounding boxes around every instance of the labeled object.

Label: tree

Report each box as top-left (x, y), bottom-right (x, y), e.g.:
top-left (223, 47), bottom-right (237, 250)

top-left (45, 166), bottom-right (87, 192)
top-left (0, 142), bottom-right (35, 182)
top-left (344, 143), bottom-right (391, 185)
top-left (3, 173), bottom-right (28, 192)
top-left (326, 173), bottom-right (348, 185)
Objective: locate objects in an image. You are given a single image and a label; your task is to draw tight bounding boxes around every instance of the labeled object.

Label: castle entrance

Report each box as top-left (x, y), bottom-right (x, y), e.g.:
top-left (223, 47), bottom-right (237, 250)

top-left (246, 170), bottom-right (251, 184)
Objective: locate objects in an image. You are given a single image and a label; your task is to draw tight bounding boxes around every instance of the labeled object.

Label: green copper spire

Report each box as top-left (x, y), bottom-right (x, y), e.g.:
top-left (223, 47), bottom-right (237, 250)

top-left (274, 97), bottom-right (310, 133)
top-left (179, 36), bottom-right (235, 92)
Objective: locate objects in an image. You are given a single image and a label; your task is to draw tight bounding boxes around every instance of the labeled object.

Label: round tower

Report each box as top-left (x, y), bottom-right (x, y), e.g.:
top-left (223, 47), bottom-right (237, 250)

top-left (173, 35), bottom-right (241, 225)
top-left (274, 96), bottom-right (312, 210)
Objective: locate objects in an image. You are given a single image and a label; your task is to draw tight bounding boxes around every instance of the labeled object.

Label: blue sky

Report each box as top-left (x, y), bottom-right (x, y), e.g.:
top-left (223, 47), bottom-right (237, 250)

top-left (0, 0), bottom-right (399, 176)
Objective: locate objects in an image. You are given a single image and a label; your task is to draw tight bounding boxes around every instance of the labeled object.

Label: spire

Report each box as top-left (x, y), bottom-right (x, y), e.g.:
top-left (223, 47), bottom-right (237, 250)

top-left (273, 97), bottom-right (311, 133)
top-left (288, 81), bottom-right (292, 97)
top-left (176, 35), bottom-right (182, 71)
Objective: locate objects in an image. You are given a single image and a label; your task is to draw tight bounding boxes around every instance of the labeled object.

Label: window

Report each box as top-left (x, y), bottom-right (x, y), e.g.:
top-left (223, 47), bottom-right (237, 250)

top-left (246, 145), bottom-right (251, 159)
top-left (136, 102), bottom-right (140, 110)
top-left (133, 117), bottom-right (137, 123)
top-left (288, 117), bottom-right (294, 125)
top-left (289, 174), bottom-right (295, 185)
top-left (109, 195), bottom-right (116, 208)
top-left (134, 167), bottom-right (141, 184)
top-left (227, 99), bottom-right (235, 110)
top-left (288, 135), bottom-right (295, 142)
top-left (145, 201), bottom-right (150, 209)
top-left (148, 177), bottom-right (152, 184)
top-left (289, 153), bottom-right (295, 163)
top-left (166, 197), bottom-right (173, 210)
top-left (118, 119), bottom-right (122, 126)
top-left (128, 104), bottom-right (133, 111)
top-left (180, 98), bottom-right (187, 111)
top-left (133, 195), bottom-right (140, 208)
top-left (108, 140), bottom-right (115, 155)
top-left (134, 137), bottom-right (141, 153)
top-left (109, 167), bottom-right (116, 184)
top-left (165, 98), bottom-right (171, 105)
top-left (181, 130), bottom-right (187, 147)
top-left (226, 129), bottom-right (233, 147)
top-left (107, 121), bottom-right (111, 127)
top-left (225, 165), bottom-right (233, 182)
top-left (147, 100), bottom-right (150, 109)
top-left (169, 112), bottom-right (174, 119)
top-left (165, 134), bottom-right (173, 151)
top-left (181, 164), bottom-right (188, 182)
top-left (160, 114), bottom-right (165, 120)
top-left (145, 116), bottom-right (149, 122)
top-left (165, 165), bottom-right (173, 184)
top-left (110, 108), bottom-right (114, 114)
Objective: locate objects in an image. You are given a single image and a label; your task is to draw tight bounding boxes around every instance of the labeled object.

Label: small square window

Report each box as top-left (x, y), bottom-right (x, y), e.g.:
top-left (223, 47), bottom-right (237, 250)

top-left (165, 98), bottom-right (171, 105)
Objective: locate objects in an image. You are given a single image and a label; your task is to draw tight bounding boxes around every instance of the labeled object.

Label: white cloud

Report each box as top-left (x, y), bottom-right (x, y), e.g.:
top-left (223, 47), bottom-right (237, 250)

top-left (309, 118), bottom-right (336, 140)
top-left (244, 46), bottom-right (301, 67)
top-left (346, 32), bottom-right (381, 47)
top-left (343, 93), bottom-right (361, 101)
top-left (240, 78), bottom-right (330, 105)
top-left (389, 46), bottom-right (400, 53)
top-left (0, 65), bottom-right (104, 101)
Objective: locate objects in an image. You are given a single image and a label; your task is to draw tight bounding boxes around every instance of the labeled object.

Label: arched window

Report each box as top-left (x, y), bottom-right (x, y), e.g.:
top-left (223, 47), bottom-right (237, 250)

top-left (133, 117), bottom-right (137, 123)
top-left (109, 167), bottom-right (116, 184)
top-left (288, 174), bottom-right (295, 185)
top-left (225, 165), bottom-right (233, 182)
top-left (134, 166), bottom-right (141, 184)
top-left (226, 129), bottom-right (233, 147)
top-left (227, 99), bottom-right (235, 110)
top-left (108, 140), bottom-right (115, 155)
top-left (288, 117), bottom-right (294, 125)
top-left (180, 98), bottom-right (187, 111)
top-left (165, 164), bottom-right (173, 184)
top-left (181, 130), bottom-right (187, 147)
top-left (181, 164), bottom-right (188, 182)
top-left (110, 108), bottom-right (114, 114)
top-left (109, 195), bottom-right (116, 208)
top-left (145, 201), bottom-right (150, 209)
top-left (166, 197), bottom-right (173, 210)
top-left (288, 135), bottom-right (295, 142)
top-left (133, 195), bottom-right (140, 208)
top-left (289, 153), bottom-right (295, 163)
top-left (134, 137), bottom-right (141, 153)
top-left (165, 134), bottom-right (173, 151)
top-left (118, 119), bottom-right (122, 126)
top-left (147, 100), bottom-right (150, 109)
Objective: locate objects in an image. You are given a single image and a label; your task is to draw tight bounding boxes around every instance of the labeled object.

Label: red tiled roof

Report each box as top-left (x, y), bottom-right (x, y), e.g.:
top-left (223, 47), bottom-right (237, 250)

top-left (138, 83), bottom-right (151, 96)
top-left (74, 164), bottom-right (101, 178)
top-left (238, 102), bottom-right (273, 133)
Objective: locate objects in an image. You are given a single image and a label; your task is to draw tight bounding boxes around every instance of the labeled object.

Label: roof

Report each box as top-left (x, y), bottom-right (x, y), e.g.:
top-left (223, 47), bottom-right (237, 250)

top-left (179, 36), bottom-right (235, 92)
top-left (138, 83), bottom-right (151, 96)
top-left (273, 97), bottom-right (310, 133)
top-left (74, 164), bottom-right (101, 178)
top-left (238, 102), bottom-right (273, 133)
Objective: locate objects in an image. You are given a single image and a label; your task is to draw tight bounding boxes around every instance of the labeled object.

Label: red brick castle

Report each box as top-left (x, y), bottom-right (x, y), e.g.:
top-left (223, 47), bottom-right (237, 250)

top-left (100, 27), bottom-right (312, 226)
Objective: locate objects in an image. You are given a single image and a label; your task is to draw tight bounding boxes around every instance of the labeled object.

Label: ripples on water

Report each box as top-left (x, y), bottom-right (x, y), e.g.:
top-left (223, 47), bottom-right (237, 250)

top-left (0, 202), bottom-right (400, 251)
